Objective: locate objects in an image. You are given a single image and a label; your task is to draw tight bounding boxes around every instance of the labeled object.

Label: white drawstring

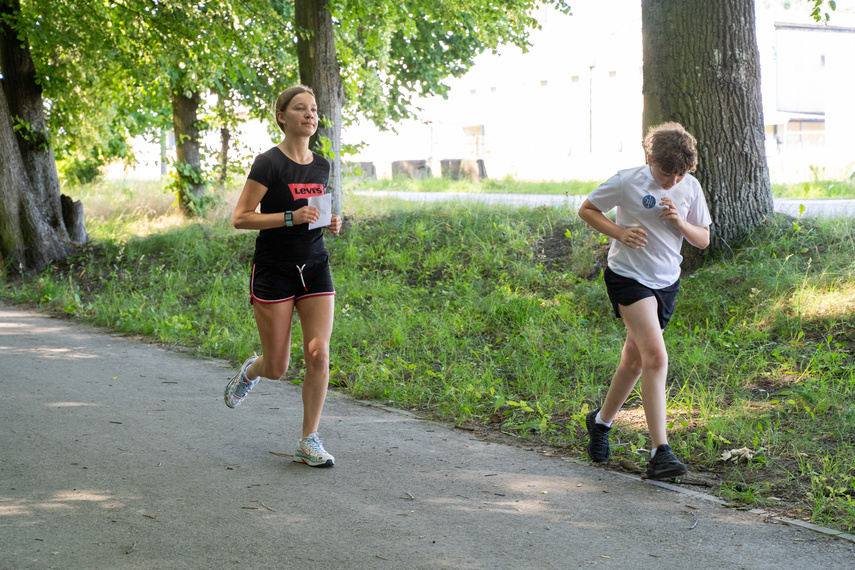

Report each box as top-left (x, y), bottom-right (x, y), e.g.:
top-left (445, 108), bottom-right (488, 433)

top-left (297, 264), bottom-right (307, 291)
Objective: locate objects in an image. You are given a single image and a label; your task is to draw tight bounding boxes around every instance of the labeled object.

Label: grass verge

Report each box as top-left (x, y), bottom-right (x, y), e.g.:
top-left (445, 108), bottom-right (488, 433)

top-left (2, 179), bottom-right (854, 533)
top-left (346, 174), bottom-right (855, 199)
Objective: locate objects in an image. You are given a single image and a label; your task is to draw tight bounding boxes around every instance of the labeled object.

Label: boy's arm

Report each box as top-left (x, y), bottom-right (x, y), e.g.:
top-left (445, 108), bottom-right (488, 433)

top-left (658, 197), bottom-right (710, 249)
top-left (578, 199), bottom-right (649, 249)
top-left (677, 222), bottom-right (710, 250)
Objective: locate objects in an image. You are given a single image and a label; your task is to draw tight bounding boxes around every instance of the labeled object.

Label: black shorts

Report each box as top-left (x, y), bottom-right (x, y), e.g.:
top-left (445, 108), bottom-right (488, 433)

top-left (250, 256), bottom-right (335, 304)
top-left (603, 267), bottom-right (679, 330)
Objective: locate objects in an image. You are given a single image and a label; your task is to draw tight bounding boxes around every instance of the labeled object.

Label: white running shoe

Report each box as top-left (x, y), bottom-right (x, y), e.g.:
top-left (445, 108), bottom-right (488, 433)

top-left (293, 432), bottom-right (335, 467)
top-left (224, 356), bottom-right (259, 408)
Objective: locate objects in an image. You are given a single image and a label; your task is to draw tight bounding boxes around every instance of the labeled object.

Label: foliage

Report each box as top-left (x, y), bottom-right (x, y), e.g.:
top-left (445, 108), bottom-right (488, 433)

top-left (3, 179), bottom-right (854, 532)
top-left (332, 0), bottom-right (572, 130)
top-left (10, 115), bottom-right (50, 150)
top-left (13, 0), bottom-right (296, 189)
top-left (807, 0), bottom-right (836, 21)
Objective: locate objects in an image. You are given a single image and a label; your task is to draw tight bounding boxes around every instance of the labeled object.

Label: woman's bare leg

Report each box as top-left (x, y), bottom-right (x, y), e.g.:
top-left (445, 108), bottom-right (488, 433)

top-left (294, 295), bottom-right (335, 438)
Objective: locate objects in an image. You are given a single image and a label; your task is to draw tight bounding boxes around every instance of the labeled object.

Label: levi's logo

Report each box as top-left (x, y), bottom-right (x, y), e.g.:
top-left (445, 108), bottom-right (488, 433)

top-left (289, 183), bottom-right (325, 200)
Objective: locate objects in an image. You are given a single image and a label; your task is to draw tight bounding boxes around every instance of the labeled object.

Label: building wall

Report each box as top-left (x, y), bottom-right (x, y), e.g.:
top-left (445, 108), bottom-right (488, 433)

top-left (344, 1), bottom-right (855, 183)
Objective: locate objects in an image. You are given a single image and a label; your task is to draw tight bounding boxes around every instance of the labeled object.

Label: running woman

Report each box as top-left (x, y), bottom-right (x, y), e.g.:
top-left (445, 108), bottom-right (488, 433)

top-left (225, 85), bottom-right (342, 468)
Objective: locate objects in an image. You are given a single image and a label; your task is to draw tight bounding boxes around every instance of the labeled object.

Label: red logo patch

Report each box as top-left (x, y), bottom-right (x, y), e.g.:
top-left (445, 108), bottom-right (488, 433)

top-left (289, 183), bottom-right (325, 200)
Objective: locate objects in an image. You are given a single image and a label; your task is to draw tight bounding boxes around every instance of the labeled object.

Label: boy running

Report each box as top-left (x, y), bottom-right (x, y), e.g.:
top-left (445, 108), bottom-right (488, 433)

top-left (577, 122), bottom-right (711, 480)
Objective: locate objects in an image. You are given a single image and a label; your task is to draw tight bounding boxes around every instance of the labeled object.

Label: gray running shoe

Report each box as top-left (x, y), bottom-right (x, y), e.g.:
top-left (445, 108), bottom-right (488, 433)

top-left (224, 355), bottom-right (259, 408)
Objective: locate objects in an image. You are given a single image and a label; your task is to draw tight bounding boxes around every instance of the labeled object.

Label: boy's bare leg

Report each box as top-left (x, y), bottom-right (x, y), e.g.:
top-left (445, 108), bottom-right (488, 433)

top-left (295, 295), bottom-right (335, 438)
top-left (612, 297), bottom-right (669, 448)
top-left (599, 336), bottom-right (642, 423)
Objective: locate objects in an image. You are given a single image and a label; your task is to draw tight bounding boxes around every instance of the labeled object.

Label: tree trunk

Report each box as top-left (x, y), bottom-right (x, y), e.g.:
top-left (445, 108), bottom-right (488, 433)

top-left (160, 129), bottom-right (168, 177)
top-left (642, 0), bottom-right (773, 269)
top-left (295, 0), bottom-right (345, 216)
top-left (216, 93), bottom-right (230, 188)
top-left (1, 0), bottom-right (74, 274)
top-left (219, 125), bottom-right (230, 188)
top-left (171, 89), bottom-right (206, 216)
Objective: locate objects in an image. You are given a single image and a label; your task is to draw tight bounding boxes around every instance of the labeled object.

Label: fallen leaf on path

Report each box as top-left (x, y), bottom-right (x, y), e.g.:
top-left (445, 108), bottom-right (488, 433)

top-left (719, 447), bottom-right (756, 462)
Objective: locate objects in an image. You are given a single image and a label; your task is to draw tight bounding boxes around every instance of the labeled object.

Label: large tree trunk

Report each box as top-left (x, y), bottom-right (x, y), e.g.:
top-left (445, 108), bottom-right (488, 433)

top-left (216, 93), bottom-right (230, 188)
top-left (295, 0), bottom-right (345, 216)
top-left (642, 0), bottom-right (773, 269)
top-left (218, 125), bottom-right (230, 188)
top-left (1, 0), bottom-right (76, 275)
top-left (171, 89), bottom-right (206, 216)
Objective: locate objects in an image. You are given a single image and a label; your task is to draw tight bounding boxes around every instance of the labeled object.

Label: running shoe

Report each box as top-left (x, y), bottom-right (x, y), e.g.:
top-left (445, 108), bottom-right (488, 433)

top-left (293, 432), bottom-right (335, 468)
top-left (586, 407), bottom-right (612, 463)
top-left (224, 355), bottom-right (259, 408)
top-left (643, 444), bottom-right (688, 480)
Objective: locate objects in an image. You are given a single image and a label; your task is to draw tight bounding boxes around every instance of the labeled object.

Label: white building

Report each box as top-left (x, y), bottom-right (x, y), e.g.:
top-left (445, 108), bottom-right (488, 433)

top-left (345, 0), bottom-right (855, 183)
top-left (115, 1), bottom-right (854, 184)
top-left (763, 20), bottom-right (855, 181)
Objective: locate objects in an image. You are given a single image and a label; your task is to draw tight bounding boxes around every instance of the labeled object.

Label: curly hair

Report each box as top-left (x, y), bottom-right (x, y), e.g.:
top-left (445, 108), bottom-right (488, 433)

top-left (643, 122), bottom-right (698, 175)
top-left (271, 85), bottom-right (315, 135)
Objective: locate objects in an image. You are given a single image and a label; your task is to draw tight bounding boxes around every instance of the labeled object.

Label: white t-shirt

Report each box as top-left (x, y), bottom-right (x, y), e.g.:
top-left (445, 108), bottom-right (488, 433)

top-left (587, 165), bottom-right (712, 289)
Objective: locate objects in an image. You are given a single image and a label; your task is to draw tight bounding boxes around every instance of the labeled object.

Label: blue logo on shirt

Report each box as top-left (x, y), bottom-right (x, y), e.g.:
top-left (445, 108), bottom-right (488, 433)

top-left (642, 195), bottom-right (656, 209)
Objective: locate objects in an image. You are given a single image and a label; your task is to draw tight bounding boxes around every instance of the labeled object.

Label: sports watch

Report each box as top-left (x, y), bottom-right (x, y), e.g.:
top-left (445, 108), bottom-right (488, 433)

top-left (284, 210), bottom-right (293, 227)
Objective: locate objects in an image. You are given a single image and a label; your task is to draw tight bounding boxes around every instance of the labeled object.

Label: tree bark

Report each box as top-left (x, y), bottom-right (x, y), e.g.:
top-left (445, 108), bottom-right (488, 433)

top-left (642, 0), bottom-right (773, 269)
top-left (171, 89), bottom-right (206, 216)
top-left (295, 0), bottom-right (345, 216)
top-left (216, 93), bottom-right (230, 188)
top-left (219, 125), bottom-right (230, 188)
top-left (1, 0), bottom-right (74, 274)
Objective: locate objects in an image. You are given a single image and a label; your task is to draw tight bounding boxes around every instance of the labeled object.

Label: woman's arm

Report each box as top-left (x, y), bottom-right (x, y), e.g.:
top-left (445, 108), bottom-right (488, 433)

top-left (232, 178), bottom-right (319, 230)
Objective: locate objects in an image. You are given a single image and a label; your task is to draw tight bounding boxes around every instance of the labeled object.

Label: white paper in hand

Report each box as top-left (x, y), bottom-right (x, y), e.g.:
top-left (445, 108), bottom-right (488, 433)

top-left (308, 193), bottom-right (332, 230)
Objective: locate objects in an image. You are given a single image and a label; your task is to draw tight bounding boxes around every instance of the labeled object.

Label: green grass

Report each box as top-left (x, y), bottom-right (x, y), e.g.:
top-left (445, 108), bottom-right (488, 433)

top-left (346, 174), bottom-right (855, 199)
top-left (345, 175), bottom-right (602, 195)
top-left (772, 179), bottom-right (855, 199)
top-left (3, 178), bottom-right (855, 533)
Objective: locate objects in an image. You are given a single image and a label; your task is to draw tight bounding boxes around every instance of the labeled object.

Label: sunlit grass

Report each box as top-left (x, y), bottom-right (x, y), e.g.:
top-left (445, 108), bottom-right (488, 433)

top-left (772, 178), bottom-right (855, 199)
top-left (3, 176), bottom-right (855, 533)
top-left (344, 175), bottom-right (601, 195)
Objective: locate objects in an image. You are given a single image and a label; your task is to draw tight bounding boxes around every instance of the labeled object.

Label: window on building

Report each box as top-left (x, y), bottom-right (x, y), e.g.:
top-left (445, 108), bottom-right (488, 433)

top-left (462, 125), bottom-right (486, 157)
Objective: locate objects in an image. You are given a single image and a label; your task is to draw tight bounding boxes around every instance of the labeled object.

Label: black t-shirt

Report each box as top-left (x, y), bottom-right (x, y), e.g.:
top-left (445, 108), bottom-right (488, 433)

top-left (246, 147), bottom-right (331, 266)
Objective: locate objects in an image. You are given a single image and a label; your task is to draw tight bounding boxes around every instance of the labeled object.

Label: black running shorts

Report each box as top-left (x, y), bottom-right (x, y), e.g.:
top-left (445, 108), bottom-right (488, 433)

top-left (250, 256), bottom-right (335, 304)
top-left (603, 266), bottom-right (679, 330)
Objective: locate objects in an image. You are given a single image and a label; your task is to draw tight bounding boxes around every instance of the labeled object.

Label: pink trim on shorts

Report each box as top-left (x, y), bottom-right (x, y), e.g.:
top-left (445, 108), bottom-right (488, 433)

top-left (250, 293), bottom-right (296, 304)
top-left (295, 291), bottom-right (335, 302)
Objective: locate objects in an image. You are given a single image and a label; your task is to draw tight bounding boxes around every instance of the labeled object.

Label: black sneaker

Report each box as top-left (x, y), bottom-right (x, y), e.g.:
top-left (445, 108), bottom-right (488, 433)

top-left (643, 444), bottom-right (687, 480)
top-left (585, 407), bottom-right (612, 463)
